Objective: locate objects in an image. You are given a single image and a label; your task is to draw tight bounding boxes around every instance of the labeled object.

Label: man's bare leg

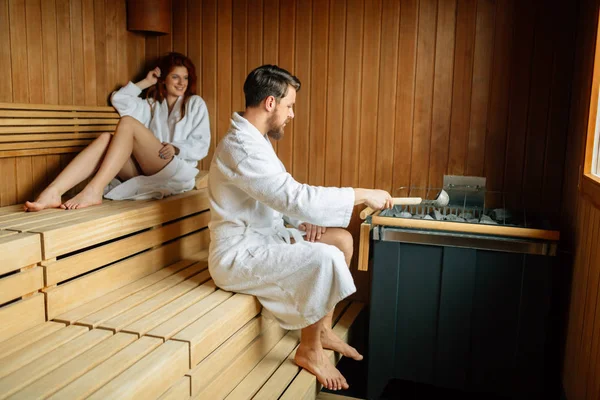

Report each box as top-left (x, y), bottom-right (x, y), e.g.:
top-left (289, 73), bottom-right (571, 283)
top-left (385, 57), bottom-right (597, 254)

top-left (295, 316), bottom-right (350, 391)
top-left (24, 132), bottom-right (113, 211)
top-left (315, 228), bottom-right (363, 361)
top-left (62, 116), bottom-right (169, 209)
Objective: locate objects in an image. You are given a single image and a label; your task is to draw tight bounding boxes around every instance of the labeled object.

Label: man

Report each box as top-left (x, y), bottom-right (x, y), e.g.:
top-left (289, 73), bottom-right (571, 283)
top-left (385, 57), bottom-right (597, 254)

top-left (208, 65), bottom-right (392, 391)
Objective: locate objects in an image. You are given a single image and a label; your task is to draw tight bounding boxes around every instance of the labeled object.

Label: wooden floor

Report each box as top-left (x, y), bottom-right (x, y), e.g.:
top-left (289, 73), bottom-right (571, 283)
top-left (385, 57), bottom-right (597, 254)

top-left (0, 189), bottom-right (363, 399)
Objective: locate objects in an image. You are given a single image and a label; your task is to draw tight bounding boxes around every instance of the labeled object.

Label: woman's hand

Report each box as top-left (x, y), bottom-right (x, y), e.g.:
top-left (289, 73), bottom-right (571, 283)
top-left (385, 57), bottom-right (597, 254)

top-left (146, 67), bottom-right (161, 85)
top-left (299, 223), bottom-right (326, 242)
top-left (136, 67), bottom-right (161, 90)
top-left (159, 142), bottom-right (178, 160)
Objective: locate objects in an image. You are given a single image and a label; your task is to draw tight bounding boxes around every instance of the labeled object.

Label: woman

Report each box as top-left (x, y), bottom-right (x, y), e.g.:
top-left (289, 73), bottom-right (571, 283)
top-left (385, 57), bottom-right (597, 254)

top-left (24, 52), bottom-right (210, 211)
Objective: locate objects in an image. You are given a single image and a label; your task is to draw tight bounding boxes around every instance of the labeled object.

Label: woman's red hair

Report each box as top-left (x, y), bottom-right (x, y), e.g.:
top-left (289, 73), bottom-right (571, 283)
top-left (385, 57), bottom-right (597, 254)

top-left (146, 52), bottom-right (197, 120)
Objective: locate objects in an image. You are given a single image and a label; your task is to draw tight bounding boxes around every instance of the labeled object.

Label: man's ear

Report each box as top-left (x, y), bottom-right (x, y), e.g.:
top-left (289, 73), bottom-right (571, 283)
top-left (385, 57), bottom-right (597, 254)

top-left (264, 95), bottom-right (276, 112)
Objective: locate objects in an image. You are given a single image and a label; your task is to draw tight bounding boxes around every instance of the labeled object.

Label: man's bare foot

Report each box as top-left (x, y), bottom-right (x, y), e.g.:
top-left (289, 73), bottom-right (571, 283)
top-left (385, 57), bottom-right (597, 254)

top-left (295, 346), bottom-right (349, 391)
top-left (61, 187), bottom-right (103, 210)
top-left (321, 329), bottom-right (363, 361)
top-left (24, 188), bottom-right (62, 212)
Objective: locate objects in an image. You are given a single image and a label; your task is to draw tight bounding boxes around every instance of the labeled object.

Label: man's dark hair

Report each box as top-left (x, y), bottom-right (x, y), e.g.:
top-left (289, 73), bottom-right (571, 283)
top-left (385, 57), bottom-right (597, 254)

top-left (243, 65), bottom-right (301, 108)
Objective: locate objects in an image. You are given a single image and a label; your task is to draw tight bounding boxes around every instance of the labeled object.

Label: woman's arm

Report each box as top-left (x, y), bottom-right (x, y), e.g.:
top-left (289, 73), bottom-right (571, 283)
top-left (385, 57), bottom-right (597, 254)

top-left (110, 68), bottom-right (159, 125)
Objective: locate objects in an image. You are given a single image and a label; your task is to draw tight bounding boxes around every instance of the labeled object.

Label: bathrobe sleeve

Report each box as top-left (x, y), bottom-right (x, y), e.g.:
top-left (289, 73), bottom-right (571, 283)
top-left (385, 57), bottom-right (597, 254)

top-left (230, 152), bottom-right (355, 228)
top-left (110, 82), bottom-right (152, 125)
top-left (171, 96), bottom-right (211, 162)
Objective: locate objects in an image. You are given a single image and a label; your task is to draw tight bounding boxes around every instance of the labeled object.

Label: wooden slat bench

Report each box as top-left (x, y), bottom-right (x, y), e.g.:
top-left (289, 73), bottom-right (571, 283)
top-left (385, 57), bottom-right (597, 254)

top-left (0, 103), bottom-right (363, 400)
top-left (0, 103), bottom-right (119, 159)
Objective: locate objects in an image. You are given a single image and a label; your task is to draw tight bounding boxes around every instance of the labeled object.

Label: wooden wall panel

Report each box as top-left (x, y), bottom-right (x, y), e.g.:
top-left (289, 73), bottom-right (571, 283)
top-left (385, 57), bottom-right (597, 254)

top-left (357, 0), bottom-right (381, 190)
top-left (561, 0), bottom-right (600, 398)
top-left (277, 0), bottom-right (294, 170)
top-left (393, 0), bottom-right (418, 197)
top-left (160, 0), bottom-right (580, 308)
top-left (340, 0), bottom-right (363, 189)
top-left (0, 0), bottom-right (144, 206)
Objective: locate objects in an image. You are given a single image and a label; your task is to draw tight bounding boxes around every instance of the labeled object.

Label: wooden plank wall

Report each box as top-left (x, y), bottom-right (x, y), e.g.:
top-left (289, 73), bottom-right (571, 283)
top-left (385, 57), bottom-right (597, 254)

top-left (0, 0), bottom-right (145, 206)
top-left (560, 0), bottom-right (600, 398)
top-left (153, 0), bottom-right (577, 216)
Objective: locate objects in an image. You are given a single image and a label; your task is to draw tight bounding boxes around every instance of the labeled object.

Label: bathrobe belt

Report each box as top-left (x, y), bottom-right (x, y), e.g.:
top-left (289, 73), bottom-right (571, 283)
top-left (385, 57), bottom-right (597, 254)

top-left (212, 225), bottom-right (304, 244)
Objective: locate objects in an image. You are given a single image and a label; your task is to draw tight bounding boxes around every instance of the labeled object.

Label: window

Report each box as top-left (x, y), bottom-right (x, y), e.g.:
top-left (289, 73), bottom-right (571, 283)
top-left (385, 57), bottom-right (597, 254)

top-left (593, 88), bottom-right (600, 177)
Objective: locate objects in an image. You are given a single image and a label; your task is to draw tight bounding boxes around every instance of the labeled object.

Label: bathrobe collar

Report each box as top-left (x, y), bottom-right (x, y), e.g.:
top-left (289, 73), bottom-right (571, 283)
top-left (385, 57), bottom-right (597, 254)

top-left (231, 112), bottom-right (274, 146)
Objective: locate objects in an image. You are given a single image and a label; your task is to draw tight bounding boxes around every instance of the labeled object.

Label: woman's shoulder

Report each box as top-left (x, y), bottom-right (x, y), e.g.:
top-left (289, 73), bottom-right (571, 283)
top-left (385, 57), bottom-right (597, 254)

top-left (186, 95), bottom-right (207, 108)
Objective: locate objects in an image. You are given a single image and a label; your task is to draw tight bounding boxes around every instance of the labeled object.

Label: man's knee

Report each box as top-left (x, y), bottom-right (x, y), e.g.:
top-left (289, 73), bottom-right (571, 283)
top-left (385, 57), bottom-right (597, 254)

top-left (329, 229), bottom-right (353, 263)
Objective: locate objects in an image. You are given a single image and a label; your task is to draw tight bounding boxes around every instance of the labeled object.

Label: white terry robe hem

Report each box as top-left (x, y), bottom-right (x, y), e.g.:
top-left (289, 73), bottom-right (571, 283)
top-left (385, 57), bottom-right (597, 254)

top-left (281, 286), bottom-right (356, 331)
top-left (104, 156), bottom-right (198, 200)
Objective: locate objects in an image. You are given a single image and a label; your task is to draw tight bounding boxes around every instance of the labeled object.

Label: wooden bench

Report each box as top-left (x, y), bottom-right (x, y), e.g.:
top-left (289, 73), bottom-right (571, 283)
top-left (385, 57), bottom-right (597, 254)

top-left (0, 102), bottom-right (118, 159)
top-left (0, 103), bottom-right (363, 400)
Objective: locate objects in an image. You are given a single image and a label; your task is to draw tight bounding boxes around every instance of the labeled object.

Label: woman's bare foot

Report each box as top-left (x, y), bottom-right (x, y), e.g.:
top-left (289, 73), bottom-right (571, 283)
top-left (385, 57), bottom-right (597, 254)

top-left (61, 186), bottom-right (103, 210)
top-left (295, 346), bottom-right (349, 391)
top-left (24, 188), bottom-right (62, 212)
top-left (321, 329), bottom-right (363, 361)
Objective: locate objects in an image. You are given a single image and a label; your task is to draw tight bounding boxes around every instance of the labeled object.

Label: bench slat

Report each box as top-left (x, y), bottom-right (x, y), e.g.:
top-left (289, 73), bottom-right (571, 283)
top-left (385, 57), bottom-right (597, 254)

top-left (8, 332), bottom-right (137, 400)
top-left (0, 132), bottom-right (101, 142)
top-left (0, 102), bottom-right (116, 112)
top-left (187, 317), bottom-right (274, 396)
top-left (1, 200), bottom-right (134, 231)
top-left (47, 252), bottom-right (200, 324)
top-left (0, 325), bottom-right (88, 379)
top-left (158, 376), bottom-right (191, 400)
top-left (0, 321), bottom-right (65, 360)
top-left (0, 266), bottom-right (43, 305)
top-left (45, 232), bottom-right (209, 319)
top-left (1, 110), bottom-right (119, 118)
top-left (0, 328), bottom-right (111, 399)
top-left (225, 330), bottom-right (301, 400)
top-left (0, 118), bottom-right (120, 126)
top-left (122, 280), bottom-right (218, 337)
top-left (51, 257), bottom-right (201, 325)
top-left (192, 321), bottom-right (287, 400)
top-left (0, 294), bottom-right (45, 343)
top-left (47, 336), bottom-right (162, 400)
top-left (173, 293), bottom-right (262, 367)
top-left (146, 289), bottom-right (233, 341)
top-left (44, 211), bottom-right (210, 285)
top-left (0, 125), bottom-right (116, 134)
top-left (78, 263), bottom-right (208, 329)
top-left (87, 340), bottom-right (189, 400)
top-left (37, 191), bottom-right (210, 259)
top-left (0, 146), bottom-right (87, 158)
top-left (0, 232), bottom-right (41, 275)
top-left (99, 269), bottom-right (212, 333)
top-left (0, 139), bottom-right (93, 151)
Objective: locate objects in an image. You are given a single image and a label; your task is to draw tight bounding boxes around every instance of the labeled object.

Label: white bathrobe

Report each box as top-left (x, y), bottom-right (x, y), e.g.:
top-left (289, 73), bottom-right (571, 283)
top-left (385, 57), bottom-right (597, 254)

top-left (208, 112), bottom-right (356, 330)
top-left (106, 82), bottom-right (211, 200)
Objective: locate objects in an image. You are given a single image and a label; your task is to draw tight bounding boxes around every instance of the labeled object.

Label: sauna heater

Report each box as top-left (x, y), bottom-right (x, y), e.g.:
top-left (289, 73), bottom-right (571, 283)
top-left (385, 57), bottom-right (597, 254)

top-left (364, 176), bottom-right (560, 400)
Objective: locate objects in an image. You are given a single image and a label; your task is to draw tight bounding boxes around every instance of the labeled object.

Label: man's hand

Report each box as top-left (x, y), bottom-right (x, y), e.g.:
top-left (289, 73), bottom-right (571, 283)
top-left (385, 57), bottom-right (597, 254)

top-left (364, 189), bottom-right (393, 210)
top-left (159, 142), bottom-right (178, 160)
top-left (299, 223), bottom-right (326, 242)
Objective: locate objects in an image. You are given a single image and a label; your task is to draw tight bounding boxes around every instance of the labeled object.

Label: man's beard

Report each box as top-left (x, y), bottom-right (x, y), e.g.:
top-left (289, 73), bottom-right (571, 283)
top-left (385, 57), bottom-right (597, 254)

top-left (266, 114), bottom-right (286, 140)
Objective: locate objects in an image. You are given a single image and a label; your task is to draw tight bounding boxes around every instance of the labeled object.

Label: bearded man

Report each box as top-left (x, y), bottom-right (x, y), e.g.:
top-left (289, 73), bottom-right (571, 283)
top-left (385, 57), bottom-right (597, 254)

top-left (207, 65), bottom-right (392, 391)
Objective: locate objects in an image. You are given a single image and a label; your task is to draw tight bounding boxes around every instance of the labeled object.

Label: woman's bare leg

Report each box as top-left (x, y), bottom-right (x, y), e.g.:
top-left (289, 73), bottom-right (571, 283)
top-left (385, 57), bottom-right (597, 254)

top-left (295, 317), bottom-right (349, 391)
top-left (24, 132), bottom-right (113, 211)
top-left (314, 228), bottom-right (363, 361)
top-left (62, 116), bottom-right (169, 209)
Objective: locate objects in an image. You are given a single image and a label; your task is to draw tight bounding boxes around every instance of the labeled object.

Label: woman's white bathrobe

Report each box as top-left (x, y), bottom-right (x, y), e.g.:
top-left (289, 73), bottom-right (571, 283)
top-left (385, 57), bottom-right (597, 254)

top-left (208, 112), bottom-right (356, 330)
top-left (106, 82), bottom-right (210, 200)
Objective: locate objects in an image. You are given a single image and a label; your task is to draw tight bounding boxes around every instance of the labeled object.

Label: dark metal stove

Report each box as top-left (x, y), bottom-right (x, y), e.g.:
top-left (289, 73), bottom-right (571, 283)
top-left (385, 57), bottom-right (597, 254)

top-left (365, 176), bottom-right (560, 400)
